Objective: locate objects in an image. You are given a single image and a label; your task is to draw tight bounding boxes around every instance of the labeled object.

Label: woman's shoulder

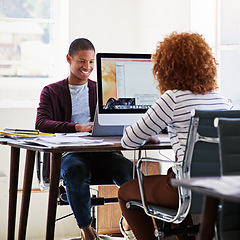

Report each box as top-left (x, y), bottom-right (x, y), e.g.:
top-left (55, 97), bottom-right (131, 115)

top-left (162, 89), bottom-right (190, 95)
top-left (161, 89), bottom-right (187, 99)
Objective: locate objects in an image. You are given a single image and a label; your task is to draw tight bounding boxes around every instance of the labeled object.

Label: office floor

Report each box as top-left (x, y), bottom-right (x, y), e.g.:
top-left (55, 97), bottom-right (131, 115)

top-left (38, 232), bottom-right (124, 240)
top-left (62, 237), bottom-right (177, 240)
top-left (33, 236), bottom-right (123, 240)
top-left (50, 228), bottom-right (179, 240)
top-left (31, 216), bottom-right (203, 240)
top-left (62, 237), bottom-right (123, 240)
top-left (61, 234), bottom-right (177, 240)
top-left (32, 233), bottom-right (179, 240)
top-left (61, 234), bottom-right (124, 239)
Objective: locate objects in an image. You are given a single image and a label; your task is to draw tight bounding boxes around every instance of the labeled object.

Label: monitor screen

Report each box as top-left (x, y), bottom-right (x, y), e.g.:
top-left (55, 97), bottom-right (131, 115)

top-left (96, 53), bottom-right (160, 126)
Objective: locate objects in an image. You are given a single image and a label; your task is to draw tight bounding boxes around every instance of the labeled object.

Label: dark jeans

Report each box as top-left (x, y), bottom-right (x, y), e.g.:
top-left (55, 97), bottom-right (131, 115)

top-left (60, 151), bottom-right (133, 229)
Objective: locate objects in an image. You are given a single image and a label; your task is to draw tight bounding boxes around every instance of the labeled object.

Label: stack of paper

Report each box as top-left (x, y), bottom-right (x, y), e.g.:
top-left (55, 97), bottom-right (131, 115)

top-left (23, 134), bottom-right (113, 148)
top-left (191, 176), bottom-right (240, 195)
top-left (1, 129), bottom-right (114, 147)
top-left (0, 129), bottom-right (54, 139)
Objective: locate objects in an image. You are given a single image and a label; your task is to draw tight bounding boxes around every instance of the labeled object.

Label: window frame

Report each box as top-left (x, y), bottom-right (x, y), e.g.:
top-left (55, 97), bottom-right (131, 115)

top-left (0, 0), bottom-right (69, 108)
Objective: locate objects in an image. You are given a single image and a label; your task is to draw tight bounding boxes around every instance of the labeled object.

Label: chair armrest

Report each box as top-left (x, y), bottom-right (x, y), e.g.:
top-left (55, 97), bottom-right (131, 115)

top-left (135, 157), bottom-right (182, 218)
top-left (135, 157), bottom-right (190, 224)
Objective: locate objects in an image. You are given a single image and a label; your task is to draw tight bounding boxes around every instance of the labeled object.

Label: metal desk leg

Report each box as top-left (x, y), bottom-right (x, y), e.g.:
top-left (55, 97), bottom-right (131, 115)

top-left (46, 153), bottom-right (62, 240)
top-left (199, 195), bottom-right (219, 240)
top-left (18, 150), bottom-right (36, 240)
top-left (8, 147), bottom-right (20, 240)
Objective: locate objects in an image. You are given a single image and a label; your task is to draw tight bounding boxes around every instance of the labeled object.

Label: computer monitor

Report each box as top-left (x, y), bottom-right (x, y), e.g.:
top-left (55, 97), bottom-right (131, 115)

top-left (96, 53), bottom-right (160, 126)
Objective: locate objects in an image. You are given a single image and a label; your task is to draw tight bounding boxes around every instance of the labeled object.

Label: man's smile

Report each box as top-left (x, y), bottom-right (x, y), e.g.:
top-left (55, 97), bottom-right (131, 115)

top-left (80, 69), bottom-right (92, 75)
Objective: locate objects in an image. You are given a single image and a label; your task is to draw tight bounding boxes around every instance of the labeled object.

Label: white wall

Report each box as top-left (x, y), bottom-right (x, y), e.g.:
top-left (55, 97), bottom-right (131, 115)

top-left (190, 0), bottom-right (217, 56)
top-left (0, 0), bottom-right (190, 238)
top-left (138, 0), bottom-right (190, 53)
top-left (0, 176), bottom-right (8, 239)
top-left (69, 0), bottom-right (140, 53)
top-left (68, 0), bottom-right (190, 81)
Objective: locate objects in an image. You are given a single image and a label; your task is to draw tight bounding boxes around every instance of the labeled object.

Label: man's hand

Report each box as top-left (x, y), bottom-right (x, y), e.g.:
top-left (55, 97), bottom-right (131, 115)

top-left (75, 122), bottom-right (94, 132)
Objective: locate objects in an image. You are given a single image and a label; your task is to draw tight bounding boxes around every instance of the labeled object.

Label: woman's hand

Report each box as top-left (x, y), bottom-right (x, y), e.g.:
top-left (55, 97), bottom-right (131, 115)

top-left (75, 122), bottom-right (94, 132)
top-left (145, 136), bottom-right (160, 144)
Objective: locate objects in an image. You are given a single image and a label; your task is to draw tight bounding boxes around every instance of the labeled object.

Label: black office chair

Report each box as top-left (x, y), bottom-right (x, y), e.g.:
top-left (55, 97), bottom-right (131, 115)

top-left (36, 152), bottom-right (119, 227)
top-left (126, 109), bottom-right (240, 239)
top-left (216, 117), bottom-right (240, 240)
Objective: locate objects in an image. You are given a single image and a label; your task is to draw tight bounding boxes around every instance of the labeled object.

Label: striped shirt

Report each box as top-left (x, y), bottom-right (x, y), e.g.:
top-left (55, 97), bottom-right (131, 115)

top-left (121, 90), bottom-right (234, 162)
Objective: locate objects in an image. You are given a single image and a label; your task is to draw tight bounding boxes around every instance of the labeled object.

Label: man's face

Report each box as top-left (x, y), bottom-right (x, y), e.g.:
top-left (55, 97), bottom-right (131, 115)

top-left (67, 49), bottom-right (95, 84)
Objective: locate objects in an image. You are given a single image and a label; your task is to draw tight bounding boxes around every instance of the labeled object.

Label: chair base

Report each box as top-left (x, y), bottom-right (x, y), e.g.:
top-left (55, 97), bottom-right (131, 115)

top-left (56, 190), bottom-right (119, 230)
top-left (154, 220), bottom-right (200, 239)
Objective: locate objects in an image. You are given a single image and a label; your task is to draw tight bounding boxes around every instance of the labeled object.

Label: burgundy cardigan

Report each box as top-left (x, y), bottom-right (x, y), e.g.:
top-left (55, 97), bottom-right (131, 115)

top-left (35, 78), bottom-right (97, 133)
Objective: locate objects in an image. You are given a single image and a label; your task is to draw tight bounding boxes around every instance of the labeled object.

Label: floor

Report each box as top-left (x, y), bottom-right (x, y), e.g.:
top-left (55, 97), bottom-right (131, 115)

top-left (61, 233), bottom-right (177, 240)
top-left (33, 215), bottom-right (203, 240)
top-left (61, 235), bottom-right (124, 240)
top-left (33, 232), bottom-right (178, 240)
top-left (61, 236), bottom-right (177, 240)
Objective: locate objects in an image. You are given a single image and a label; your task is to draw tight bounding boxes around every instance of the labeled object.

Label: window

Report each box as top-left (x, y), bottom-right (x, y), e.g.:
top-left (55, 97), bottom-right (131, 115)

top-left (0, 0), bottom-right (68, 106)
top-left (219, 0), bottom-right (240, 108)
top-left (190, 0), bottom-right (240, 109)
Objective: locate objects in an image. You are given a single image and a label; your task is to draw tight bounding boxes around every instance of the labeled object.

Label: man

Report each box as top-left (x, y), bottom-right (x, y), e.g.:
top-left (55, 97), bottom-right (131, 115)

top-left (35, 38), bottom-right (134, 240)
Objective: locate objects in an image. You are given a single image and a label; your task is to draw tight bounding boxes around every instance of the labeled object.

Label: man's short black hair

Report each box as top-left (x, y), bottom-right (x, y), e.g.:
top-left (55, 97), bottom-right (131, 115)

top-left (68, 38), bottom-right (95, 56)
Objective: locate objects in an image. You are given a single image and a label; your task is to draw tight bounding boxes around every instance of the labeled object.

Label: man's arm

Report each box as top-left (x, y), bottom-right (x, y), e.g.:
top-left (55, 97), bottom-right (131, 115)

top-left (35, 85), bottom-right (76, 133)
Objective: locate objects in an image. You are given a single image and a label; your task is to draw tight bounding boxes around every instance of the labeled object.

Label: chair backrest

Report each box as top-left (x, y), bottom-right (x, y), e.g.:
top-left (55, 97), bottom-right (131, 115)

top-left (126, 110), bottom-right (240, 228)
top-left (181, 110), bottom-right (240, 214)
top-left (217, 117), bottom-right (240, 175)
top-left (216, 117), bottom-right (240, 240)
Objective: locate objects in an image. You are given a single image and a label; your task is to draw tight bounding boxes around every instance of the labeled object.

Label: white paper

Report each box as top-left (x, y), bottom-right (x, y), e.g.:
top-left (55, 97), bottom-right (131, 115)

top-left (23, 135), bottom-right (113, 148)
top-left (55, 132), bottom-right (91, 137)
top-left (191, 176), bottom-right (240, 195)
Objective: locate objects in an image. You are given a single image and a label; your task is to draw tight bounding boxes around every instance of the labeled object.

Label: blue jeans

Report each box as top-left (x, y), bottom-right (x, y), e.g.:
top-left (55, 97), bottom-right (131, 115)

top-left (60, 151), bottom-right (134, 229)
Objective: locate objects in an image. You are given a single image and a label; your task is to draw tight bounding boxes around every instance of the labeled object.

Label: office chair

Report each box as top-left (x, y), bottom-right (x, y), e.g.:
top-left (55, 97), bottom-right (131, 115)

top-left (216, 117), bottom-right (240, 240)
top-left (126, 109), bottom-right (240, 239)
top-left (36, 152), bottom-right (119, 228)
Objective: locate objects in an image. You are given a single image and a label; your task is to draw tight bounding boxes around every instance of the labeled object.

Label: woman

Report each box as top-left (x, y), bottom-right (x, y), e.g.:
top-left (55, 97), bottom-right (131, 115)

top-left (118, 32), bottom-right (234, 240)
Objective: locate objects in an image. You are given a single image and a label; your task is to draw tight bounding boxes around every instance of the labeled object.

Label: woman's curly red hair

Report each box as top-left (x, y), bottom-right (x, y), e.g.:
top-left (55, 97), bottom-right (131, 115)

top-left (152, 32), bottom-right (218, 94)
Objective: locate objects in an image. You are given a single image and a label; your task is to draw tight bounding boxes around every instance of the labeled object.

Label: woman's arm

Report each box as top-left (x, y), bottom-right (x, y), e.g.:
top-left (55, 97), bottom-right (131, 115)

top-left (121, 91), bottom-right (175, 149)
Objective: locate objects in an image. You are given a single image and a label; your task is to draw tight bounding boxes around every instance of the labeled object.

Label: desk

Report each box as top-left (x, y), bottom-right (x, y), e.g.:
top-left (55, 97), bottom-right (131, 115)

top-left (5, 136), bottom-right (171, 240)
top-left (171, 176), bottom-right (240, 240)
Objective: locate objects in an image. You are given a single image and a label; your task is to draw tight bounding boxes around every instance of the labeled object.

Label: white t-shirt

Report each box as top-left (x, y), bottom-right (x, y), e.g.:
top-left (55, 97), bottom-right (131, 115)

top-left (69, 82), bottom-right (90, 124)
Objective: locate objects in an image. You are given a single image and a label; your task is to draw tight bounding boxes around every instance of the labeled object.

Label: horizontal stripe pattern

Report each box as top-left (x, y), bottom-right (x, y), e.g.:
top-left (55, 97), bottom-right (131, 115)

top-left (121, 89), bottom-right (234, 162)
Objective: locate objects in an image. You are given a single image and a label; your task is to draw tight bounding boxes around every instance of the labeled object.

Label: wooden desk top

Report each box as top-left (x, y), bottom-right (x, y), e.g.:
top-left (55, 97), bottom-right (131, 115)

top-left (171, 176), bottom-right (240, 203)
top-left (5, 135), bottom-right (172, 153)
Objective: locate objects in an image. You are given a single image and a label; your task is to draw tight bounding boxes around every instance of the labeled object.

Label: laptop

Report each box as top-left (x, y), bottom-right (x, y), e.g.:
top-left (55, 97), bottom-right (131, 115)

top-left (91, 107), bottom-right (124, 136)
